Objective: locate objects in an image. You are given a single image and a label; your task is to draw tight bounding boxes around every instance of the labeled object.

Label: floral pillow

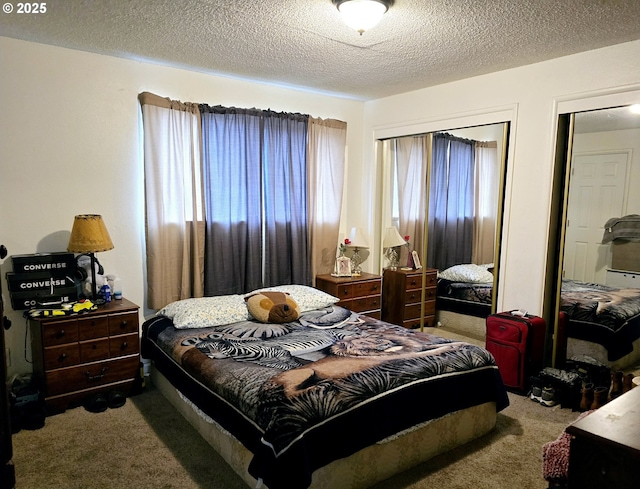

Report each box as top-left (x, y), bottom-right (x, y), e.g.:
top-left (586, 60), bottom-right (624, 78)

top-left (438, 264), bottom-right (494, 284)
top-left (159, 295), bottom-right (250, 329)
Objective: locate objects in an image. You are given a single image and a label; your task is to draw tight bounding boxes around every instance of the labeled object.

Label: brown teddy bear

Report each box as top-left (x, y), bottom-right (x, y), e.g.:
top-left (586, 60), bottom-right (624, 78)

top-left (245, 291), bottom-right (300, 323)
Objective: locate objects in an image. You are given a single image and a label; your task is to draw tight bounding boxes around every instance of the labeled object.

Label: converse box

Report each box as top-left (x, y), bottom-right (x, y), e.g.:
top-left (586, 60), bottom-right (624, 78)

top-left (11, 252), bottom-right (75, 274)
top-left (6, 272), bottom-right (77, 293)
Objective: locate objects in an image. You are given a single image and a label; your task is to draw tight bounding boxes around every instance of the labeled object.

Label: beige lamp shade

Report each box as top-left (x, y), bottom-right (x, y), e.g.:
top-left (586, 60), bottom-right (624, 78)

top-left (348, 227), bottom-right (369, 248)
top-left (67, 214), bottom-right (114, 253)
top-left (383, 226), bottom-right (407, 248)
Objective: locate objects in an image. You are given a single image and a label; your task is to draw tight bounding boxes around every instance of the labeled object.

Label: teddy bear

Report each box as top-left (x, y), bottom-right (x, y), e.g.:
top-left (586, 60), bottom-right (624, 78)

top-left (245, 291), bottom-right (300, 323)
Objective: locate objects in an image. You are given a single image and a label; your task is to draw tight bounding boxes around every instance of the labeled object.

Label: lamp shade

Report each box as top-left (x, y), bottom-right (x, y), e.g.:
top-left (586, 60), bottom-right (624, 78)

top-left (333, 0), bottom-right (393, 34)
top-left (67, 214), bottom-right (114, 253)
top-left (383, 226), bottom-right (407, 248)
top-left (348, 227), bottom-right (369, 248)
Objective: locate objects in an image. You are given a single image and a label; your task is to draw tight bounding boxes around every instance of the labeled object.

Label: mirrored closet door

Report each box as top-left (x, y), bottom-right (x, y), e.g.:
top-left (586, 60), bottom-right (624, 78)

top-left (378, 122), bottom-right (509, 334)
top-left (549, 100), bottom-right (640, 368)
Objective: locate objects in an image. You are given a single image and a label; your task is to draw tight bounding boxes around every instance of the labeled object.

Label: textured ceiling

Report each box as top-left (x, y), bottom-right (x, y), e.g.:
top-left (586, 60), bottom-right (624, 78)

top-left (1, 0), bottom-right (640, 100)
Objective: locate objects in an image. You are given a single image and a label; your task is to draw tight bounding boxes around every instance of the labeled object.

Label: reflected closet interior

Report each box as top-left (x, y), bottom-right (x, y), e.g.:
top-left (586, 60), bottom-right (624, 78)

top-left (378, 122), bottom-right (509, 341)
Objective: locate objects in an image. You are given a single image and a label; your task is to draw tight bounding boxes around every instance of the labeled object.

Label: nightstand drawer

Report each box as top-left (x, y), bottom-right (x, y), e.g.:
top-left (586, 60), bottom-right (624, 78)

top-left (403, 316), bottom-right (436, 329)
top-left (79, 338), bottom-right (110, 363)
top-left (42, 320), bottom-right (79, 346)
top-left (45, 355), bottom-right (139, 396)
top-left (44, 344), bottom-right (80, 369)
top-left (78, 316), bottom-right (109, 340)
top-left (110, 333), bottom-right (139, 357)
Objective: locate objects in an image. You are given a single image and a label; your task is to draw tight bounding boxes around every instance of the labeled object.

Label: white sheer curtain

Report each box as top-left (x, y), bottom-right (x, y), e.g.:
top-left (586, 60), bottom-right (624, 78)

top-left (308, 117), bottom-right (347, 281)
top-left (472, 141), bottom-right (499, 265)
top-left (139, 92), bottom-right (205, 309)
top-left (395, 135), bottom-right (428, 267)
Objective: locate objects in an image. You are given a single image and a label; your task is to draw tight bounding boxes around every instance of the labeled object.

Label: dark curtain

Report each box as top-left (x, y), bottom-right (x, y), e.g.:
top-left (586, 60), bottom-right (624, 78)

top-left (427, 133), bottom-right (475, 270)
top-left (200, 106), bottom-right (310, 295)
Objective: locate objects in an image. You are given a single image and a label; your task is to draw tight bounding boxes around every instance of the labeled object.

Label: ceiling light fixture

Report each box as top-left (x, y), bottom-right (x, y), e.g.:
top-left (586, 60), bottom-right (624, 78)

top-left (333, 0), bottom-right (394, 35)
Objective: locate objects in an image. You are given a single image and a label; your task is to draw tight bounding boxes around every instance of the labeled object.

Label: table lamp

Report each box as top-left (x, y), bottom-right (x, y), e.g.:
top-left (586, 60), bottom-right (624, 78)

top-left (383, 226), bottom-right (407, 270)
top-left (348, 227), bottom-right (369, 276)
top-left (67, 214), bottom-right (114, 302)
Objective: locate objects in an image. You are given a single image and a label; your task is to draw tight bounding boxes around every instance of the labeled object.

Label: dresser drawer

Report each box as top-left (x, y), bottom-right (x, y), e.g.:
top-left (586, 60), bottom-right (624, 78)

top-left (110, 333), bottom-right (139, 357)
top-left (405, 301), bottom-right (436, 320)
top-left (109, 312), bottom-right (139, 335)
top-left (404, 287), bottom-right (436, 305)
top-left (79, 338), bottom-right (110, 363)
top-left (403, 316), bottom-right (436, 329)
top-left (78, 315), bottom-right (110, 340)
top-left (45, 355), bottom-right (140, 396)
top-left (351, 295), bottom-right (381, 313)
top-left (44, 344), bottom-right (80, 369)
top-left (351, 280), bottom-right (381, 298)
top-left (42, 320), bottom-right (79, 346)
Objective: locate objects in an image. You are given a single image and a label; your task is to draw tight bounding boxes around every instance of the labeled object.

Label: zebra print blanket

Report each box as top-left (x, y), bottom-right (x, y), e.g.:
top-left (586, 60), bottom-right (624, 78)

top-left (143, 306), bottom-right (508, 489)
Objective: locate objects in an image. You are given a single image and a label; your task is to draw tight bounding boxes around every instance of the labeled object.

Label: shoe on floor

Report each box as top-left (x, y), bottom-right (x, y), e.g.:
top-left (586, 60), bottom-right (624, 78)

top-left (108, 390), bottom-right (126, 409)
top-left (540, 386), bottom-right (558, 407)
top-left (84, 393), bottom-right (108, 413)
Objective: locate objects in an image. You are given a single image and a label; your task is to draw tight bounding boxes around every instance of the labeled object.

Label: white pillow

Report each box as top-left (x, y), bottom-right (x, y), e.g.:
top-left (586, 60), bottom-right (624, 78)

top-left (159, 295), bottom-right (250, 329)
top-left (438, 264), bottom-right (494, 284)
top-left (253, 284), bottom-right (340, 312)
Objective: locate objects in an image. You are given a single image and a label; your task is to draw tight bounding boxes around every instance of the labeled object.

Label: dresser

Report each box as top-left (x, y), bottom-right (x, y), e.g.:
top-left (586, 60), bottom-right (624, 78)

top-left (382, 268), bottom-right (437, 329)
top-left (566, 385), bottom-right (640, 488)
top-left (29, 298), bottom-right (141, 413)
top-left (605, 268), bottom-right (639, 288)
top-left (315, 273), bottom-right (382, 318)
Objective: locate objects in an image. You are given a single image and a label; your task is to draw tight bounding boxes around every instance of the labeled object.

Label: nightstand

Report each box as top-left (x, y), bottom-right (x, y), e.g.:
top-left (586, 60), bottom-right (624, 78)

top-left (382, 268), bottom-right (437, 329)
top-left (29, 298), bottom-right (141, 413)
top-left (315, 273), bottom-right (382, 319)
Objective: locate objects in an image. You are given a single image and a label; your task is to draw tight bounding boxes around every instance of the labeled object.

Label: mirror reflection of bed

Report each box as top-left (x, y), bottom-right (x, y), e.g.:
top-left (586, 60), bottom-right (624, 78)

top-left (380, 122), bottom-right (508, 342)
top-left (552, 102), bottom-right (640, 371)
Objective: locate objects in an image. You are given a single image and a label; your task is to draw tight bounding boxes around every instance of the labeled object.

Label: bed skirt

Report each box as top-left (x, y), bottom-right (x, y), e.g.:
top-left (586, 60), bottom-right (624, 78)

top-left (150, 366), bottom-right (498, 489)
top-left (566, 336), bottom-right (640, 370)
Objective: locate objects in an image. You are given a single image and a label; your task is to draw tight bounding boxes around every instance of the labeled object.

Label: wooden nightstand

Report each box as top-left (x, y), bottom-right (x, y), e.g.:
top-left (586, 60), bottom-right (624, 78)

top-left (315, 273), bottom-right (382, 319)
top-left (29, 298), bottom-right (141, 413)
top-left (382, 268), bottom-right (437, 329)
top-left (566, 385), bottom-right (640, 488)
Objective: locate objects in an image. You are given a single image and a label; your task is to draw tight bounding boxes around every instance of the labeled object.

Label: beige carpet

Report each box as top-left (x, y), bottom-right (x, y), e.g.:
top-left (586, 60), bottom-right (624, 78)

top-left (11, 327), bottom-right (583, 489)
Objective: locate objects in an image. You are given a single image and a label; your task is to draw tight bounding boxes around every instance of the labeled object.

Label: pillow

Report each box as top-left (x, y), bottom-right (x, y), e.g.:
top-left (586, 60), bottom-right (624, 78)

top-left (245, 291), bottom-right (300, 323)
top-left (158, 295), bottom-right (250, 329)
top-left (438, 264), bottom-right (494, 284)
top-left (252, 284), bottom-right (339, 312)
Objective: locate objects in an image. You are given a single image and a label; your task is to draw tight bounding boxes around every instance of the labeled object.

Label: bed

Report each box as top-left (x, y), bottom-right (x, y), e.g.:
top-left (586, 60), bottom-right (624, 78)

top-left (560, 279), bottom-right (640, 370)
top-left (435, 263), bottom-right (494, 319)
top-left (141, 285), bottom-right (509, 489)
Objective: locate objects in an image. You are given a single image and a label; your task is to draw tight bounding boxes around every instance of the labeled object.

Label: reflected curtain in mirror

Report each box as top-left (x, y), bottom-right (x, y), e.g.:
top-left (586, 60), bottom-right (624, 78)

top-left (473, 141), bottom-right (499, 265)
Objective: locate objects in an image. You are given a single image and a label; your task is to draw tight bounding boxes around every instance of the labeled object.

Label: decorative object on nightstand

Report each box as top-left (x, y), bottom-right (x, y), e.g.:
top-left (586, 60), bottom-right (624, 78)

top-left (67, 214), bottom-right (114, 303)
top-left (332, 239), bottom-right (352, 277)
top-left (316, 272), bottom-right (381, 318)
top-left (383, 226), bottom-right (407, 270)
top-left (347, 227), bottom-right (369, 276)
top-left (382, 268), bottom-right (437, 329)
top-left (28, 298), bottom-right (141, 414)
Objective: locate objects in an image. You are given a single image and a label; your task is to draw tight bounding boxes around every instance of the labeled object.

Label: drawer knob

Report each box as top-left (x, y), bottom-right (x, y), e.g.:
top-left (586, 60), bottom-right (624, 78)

top-left (56, 330), bottom-right (65, 338)
top-left (120, 320), bottom-right (128, 329)
top-left (84, 367), bottom-right (109, 382)
top-left (121, 341), bottom-right (128, 350)
top-left (59, 353), bottom-right (67, 361)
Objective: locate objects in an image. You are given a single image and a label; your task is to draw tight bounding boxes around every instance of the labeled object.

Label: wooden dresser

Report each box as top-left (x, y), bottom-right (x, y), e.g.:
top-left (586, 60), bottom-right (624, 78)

top-left (566, 385), bottom-right (640, 488)
top-left (29, 298), bottom-right (141, 413)
top-left (382, 268), bottom-right (437, 329)
top-left (315, 273), bottom-right (382, 319)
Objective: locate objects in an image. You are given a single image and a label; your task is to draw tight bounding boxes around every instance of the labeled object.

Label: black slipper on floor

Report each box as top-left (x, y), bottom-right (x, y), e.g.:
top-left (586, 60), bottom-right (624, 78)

top-left (84, 393), bottom-right (108, 413)
top-left (108, 390), bottom-right (126, 409)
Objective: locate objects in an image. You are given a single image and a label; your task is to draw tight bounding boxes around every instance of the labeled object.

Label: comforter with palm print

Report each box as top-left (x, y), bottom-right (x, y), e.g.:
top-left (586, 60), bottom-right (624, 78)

top-left (142, 306), bottom-right (509, 489)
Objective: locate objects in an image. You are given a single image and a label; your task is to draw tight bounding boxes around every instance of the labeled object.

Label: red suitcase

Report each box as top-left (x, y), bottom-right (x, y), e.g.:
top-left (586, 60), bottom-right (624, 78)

top-left (485, 311), bottom-right (546, 391)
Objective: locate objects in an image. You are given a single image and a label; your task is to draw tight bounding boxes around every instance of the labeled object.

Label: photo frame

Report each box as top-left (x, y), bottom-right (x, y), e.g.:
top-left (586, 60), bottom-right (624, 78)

top-left (332, 256), bottom-right (352, 277)
top-left (411, 250), bottom-right (422, 270)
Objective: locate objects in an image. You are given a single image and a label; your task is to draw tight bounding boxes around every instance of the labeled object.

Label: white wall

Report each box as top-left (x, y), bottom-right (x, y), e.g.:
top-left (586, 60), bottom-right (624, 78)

top-left (361, 40), bottom-right (640, 315)
top-left (0, 36), bottom-right (364, 377)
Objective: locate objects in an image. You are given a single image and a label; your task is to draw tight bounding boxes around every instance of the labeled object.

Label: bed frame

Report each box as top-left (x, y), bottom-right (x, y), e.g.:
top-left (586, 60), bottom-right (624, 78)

top-left (150, 366), bottom-right (498, 489)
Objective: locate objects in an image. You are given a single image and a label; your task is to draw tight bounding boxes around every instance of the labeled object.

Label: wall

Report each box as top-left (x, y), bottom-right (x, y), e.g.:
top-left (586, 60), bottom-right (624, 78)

top-left (361, 40), bottom-right (640, 316)
top-left (0, 36), bottom-right (364, 377)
